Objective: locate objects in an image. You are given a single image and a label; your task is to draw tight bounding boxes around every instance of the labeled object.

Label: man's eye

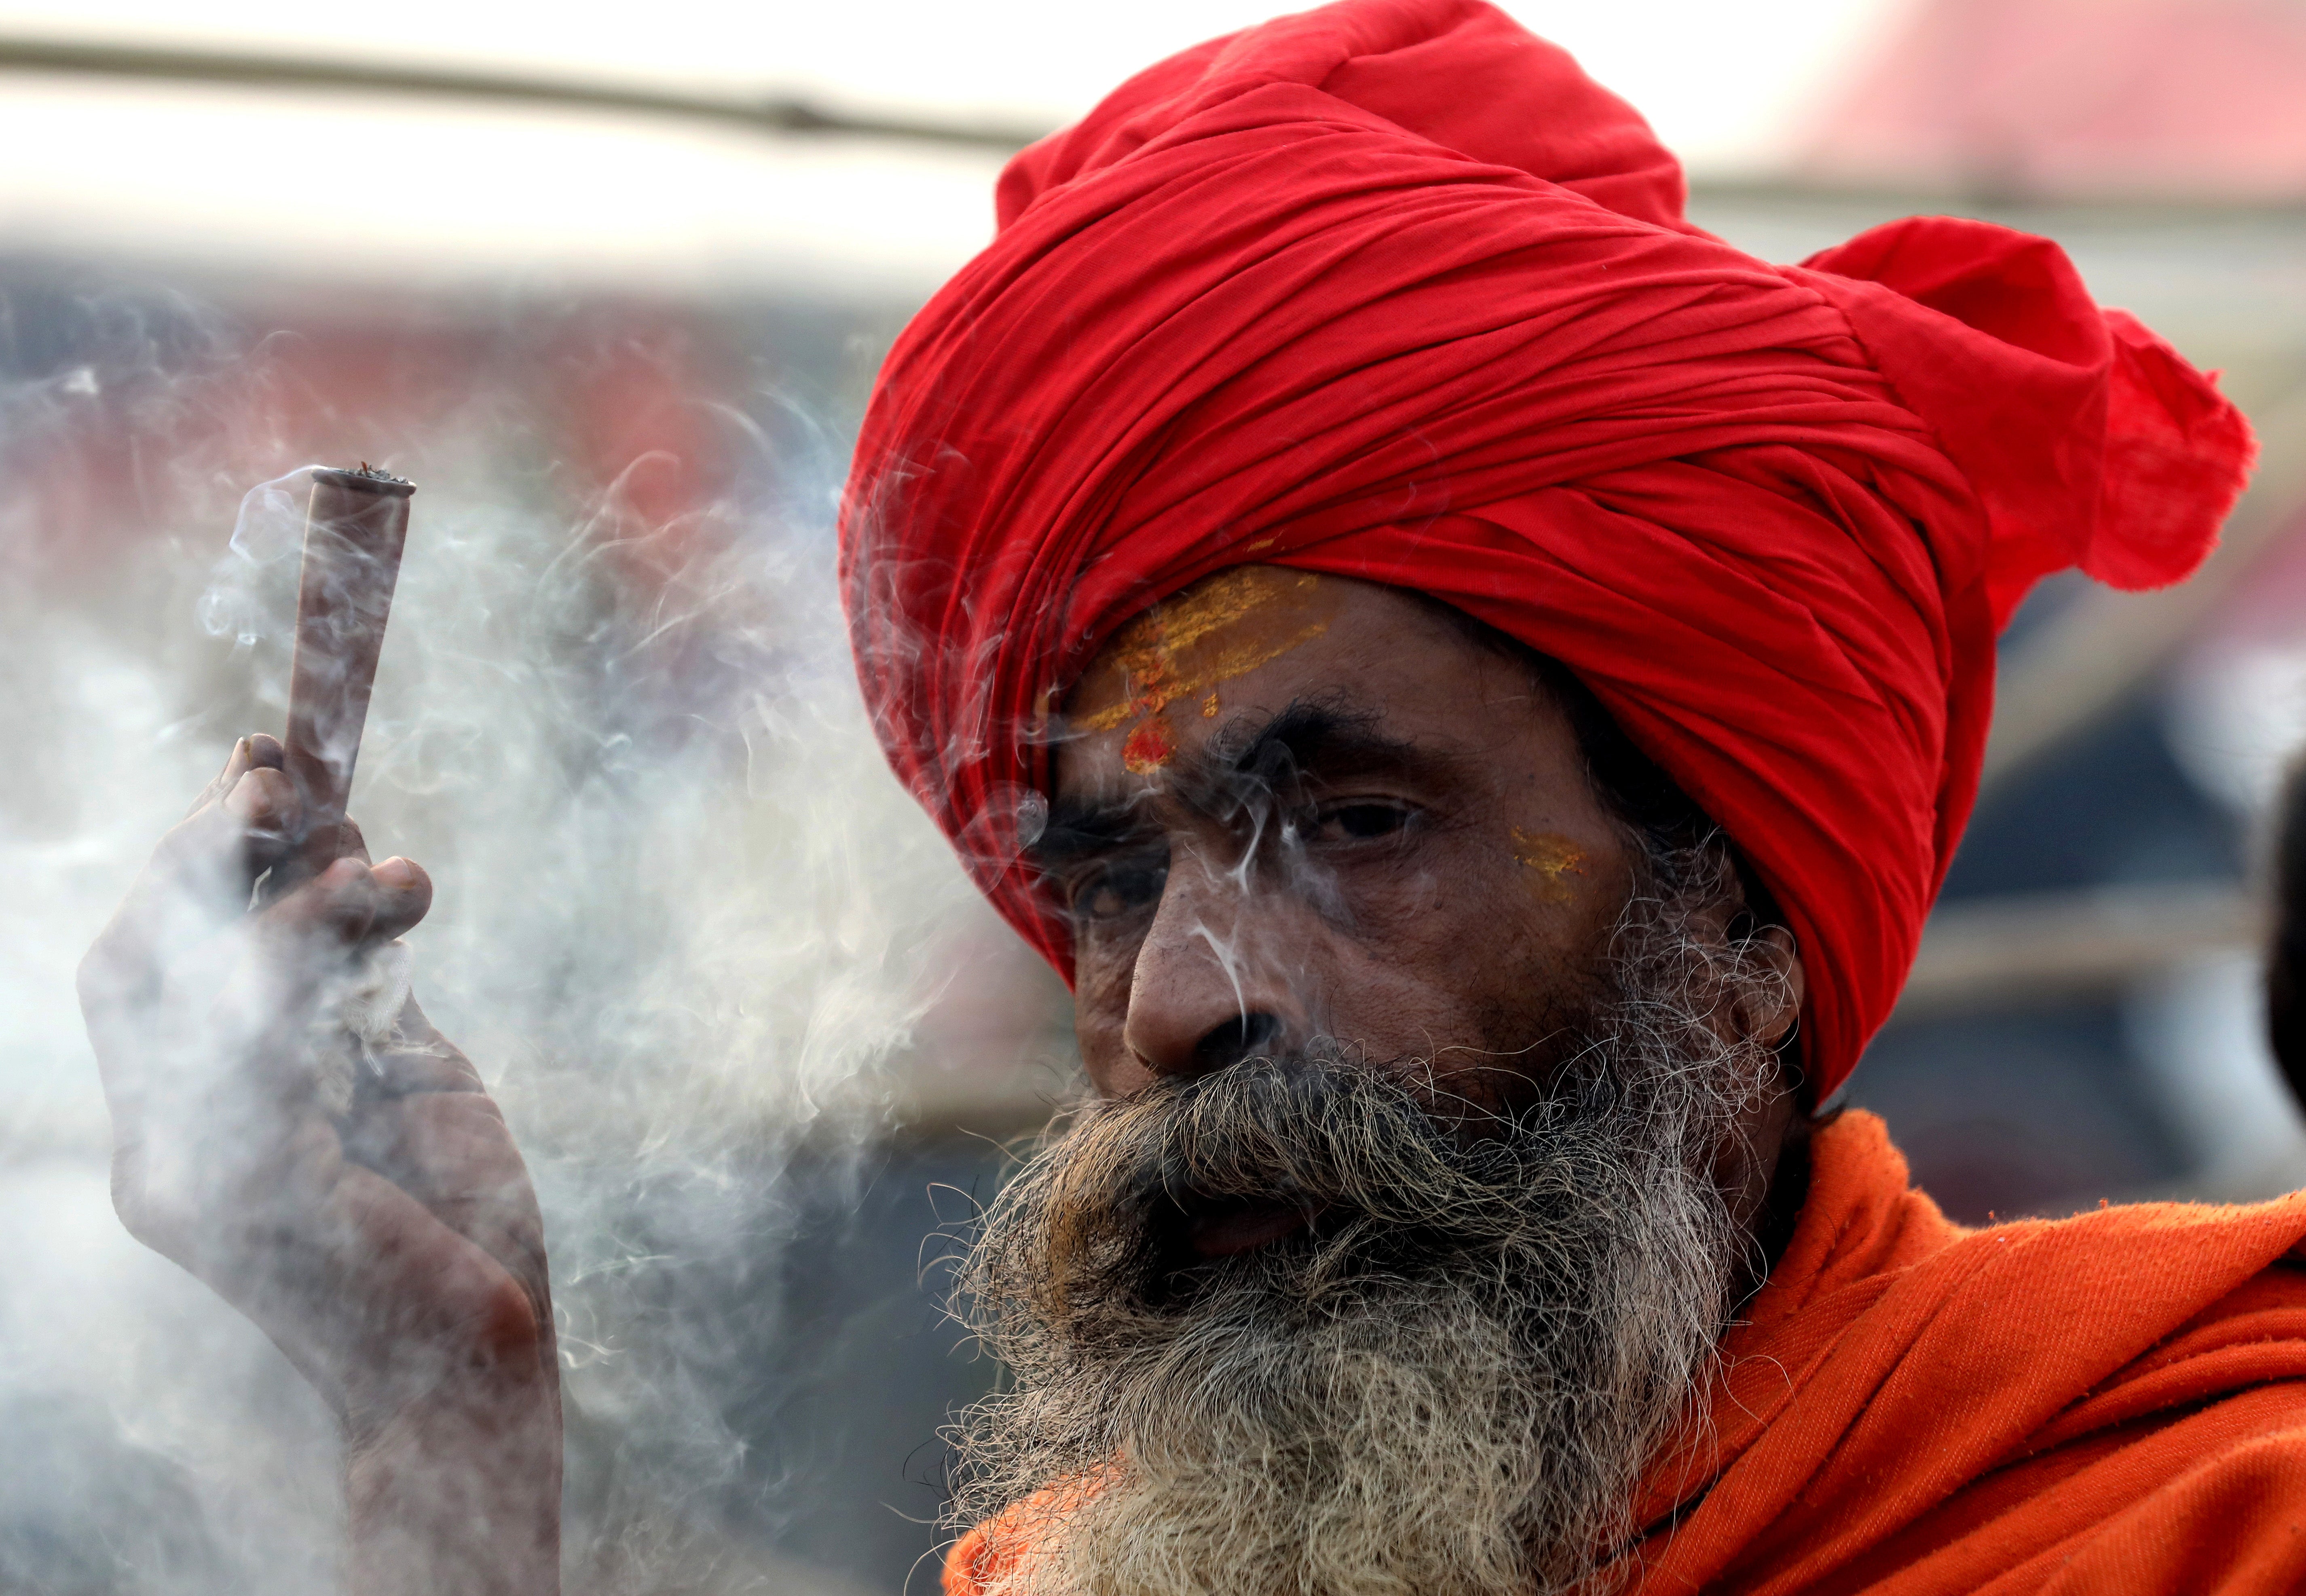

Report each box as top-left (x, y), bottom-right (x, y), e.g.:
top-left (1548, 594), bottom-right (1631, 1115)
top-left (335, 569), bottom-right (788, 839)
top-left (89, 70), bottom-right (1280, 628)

top-left (1070, 859), bottom-right (1168, 922)
top-left (1311, 802), bottom-right (1415, 843)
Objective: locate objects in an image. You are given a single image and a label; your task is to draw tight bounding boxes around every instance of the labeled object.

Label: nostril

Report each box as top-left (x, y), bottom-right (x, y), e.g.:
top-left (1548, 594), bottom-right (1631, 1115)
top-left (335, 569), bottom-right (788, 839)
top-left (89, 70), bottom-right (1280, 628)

top-left (1192, 1010), bottom-right (1286, 1073)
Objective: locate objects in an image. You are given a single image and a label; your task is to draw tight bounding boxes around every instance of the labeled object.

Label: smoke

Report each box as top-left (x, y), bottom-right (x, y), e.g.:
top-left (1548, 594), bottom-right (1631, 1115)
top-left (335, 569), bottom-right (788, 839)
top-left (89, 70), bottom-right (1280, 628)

top-left (0, 267), bottom-right (1066, 1593)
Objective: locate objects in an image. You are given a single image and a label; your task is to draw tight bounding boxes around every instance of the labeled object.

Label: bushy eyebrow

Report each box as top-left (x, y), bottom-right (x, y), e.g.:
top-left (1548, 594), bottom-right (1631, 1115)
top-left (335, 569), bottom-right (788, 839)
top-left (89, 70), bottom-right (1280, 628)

top-left (1031, 695), bottom-right (1474, 872)
top-left (1030, 792), bottom-right (1155, 869)
top-left (1209, 698), bottom-right (1438, 791)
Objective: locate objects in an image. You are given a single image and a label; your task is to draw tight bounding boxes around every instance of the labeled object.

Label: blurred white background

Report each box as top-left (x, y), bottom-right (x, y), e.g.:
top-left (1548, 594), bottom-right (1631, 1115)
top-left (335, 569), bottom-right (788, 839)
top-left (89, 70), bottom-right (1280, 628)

top-left (0, 0), bottom-right (1907, 290)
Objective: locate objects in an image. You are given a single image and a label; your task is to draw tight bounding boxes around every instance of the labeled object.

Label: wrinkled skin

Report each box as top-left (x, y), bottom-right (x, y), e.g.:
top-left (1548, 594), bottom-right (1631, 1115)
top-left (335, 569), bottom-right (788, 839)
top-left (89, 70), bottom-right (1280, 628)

top-left (1042, 570), bottom-right (1805, 1254)
top-left (77, 734), bottom-right (558, 1596)
top-left (78, 570), bottom-right (1803, 1592)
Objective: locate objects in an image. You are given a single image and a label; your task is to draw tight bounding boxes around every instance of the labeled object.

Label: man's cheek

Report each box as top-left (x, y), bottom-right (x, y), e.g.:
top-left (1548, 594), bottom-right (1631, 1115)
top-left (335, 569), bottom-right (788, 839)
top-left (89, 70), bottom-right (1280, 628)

top-left (1309, 932), bottom-right (1482, 1051)
top-left (1288, 838), bottom-right (1456, 941)
top-left (1326, 836), bottom-right (1522, 950)
top-left (1333, 862), bottom-right (1583, 1032)
top-left (1510, 828), bottom-right (1591, 905)
top-left (1070, 947), bottom-right (1143, 1088)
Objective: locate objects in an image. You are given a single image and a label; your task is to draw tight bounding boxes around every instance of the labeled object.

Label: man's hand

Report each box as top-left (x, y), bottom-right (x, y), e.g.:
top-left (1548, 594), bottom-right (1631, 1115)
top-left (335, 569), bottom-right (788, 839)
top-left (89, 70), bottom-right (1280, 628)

top-left (78, 734), bottom-right (560, 1596)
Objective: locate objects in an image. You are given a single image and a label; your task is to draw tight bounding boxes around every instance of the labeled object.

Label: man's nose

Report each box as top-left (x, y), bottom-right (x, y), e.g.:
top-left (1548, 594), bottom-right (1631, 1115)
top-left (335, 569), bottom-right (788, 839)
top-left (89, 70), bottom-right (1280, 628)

top-left (1120, 847), bottom-right (1310, 1079)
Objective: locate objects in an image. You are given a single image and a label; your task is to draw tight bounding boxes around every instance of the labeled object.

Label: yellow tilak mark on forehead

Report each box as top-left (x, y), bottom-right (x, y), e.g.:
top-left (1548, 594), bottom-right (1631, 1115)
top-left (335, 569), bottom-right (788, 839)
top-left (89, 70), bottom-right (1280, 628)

top-left (1074, 568), bottom-right (1329, 737)
top-left (1510, 828), bottom-right (1587, 905)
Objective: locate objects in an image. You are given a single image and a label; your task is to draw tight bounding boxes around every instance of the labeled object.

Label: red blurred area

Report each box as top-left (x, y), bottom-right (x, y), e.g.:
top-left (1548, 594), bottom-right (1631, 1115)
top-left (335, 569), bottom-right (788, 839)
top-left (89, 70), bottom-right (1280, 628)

top-left (12, 298), bottom-right (731, 611)
top-left (553, 313), bottom-right (731, 594)
top-left (1804, 0), bottom-right (2306, 199)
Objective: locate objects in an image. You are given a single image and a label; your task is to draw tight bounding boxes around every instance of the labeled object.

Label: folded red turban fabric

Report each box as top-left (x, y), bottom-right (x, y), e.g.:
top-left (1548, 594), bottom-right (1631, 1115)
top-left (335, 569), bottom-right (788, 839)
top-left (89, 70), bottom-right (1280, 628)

top-left (839, 0), bottom-right (2255, 1099)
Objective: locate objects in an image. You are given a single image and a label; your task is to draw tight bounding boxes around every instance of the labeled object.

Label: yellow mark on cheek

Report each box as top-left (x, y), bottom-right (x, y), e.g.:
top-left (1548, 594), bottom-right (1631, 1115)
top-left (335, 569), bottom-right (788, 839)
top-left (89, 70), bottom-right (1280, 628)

top-left (1510, 828), bottom-right (1587, 904)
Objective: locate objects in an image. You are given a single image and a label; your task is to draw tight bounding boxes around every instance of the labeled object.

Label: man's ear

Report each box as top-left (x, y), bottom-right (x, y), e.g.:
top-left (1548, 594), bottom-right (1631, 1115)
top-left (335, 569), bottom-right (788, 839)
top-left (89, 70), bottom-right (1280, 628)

top-left (1741, 926), bottom-right (1804, 1049)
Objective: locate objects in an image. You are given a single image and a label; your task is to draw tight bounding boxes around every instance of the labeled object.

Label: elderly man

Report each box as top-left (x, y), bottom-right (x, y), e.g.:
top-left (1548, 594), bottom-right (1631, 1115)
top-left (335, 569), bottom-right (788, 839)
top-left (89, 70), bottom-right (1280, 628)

top-left (78, 0), bottom-right (2306, 1592)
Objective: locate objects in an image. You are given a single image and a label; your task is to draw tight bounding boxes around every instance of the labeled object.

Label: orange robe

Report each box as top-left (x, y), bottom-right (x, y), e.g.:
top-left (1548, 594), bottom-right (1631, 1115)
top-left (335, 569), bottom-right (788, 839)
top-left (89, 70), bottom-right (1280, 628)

top-left (946, 1111), bottom-right (2306, 1594)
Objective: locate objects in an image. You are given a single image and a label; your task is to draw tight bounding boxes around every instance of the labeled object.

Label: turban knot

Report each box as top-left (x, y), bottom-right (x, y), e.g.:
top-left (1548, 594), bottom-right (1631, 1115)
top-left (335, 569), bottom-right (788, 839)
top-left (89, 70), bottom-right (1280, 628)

top-left (839, 0), bottom-right (2255, 1098)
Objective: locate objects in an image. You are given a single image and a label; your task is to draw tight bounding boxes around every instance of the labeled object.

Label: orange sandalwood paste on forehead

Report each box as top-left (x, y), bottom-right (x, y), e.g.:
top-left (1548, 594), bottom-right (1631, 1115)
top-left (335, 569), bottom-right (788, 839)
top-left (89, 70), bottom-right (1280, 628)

top-left (1069, 568), bottom-right (1332, 774)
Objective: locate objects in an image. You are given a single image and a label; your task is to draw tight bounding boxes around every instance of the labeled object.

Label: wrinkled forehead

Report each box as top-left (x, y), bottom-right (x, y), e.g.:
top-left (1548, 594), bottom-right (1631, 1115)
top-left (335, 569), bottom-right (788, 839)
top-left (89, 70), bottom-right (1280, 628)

top-left (1051, 565), bottom-right (1549, 800)
top-left (1063, 567), bottom-right (1339, 768)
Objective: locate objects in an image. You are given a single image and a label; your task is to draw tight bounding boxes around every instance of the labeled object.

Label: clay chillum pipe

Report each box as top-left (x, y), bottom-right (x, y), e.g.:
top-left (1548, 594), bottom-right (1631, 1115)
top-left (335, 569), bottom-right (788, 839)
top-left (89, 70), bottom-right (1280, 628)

top-left (275, 464), bottom-right (416, 895)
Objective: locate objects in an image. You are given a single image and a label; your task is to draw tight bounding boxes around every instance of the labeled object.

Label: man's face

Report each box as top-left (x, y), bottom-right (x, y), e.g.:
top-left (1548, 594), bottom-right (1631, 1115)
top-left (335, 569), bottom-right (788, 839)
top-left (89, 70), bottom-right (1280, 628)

top-left (1048, 566), bottom-right (1638, 1105)
top-left (957, 569), bottom-right (1804, 1596)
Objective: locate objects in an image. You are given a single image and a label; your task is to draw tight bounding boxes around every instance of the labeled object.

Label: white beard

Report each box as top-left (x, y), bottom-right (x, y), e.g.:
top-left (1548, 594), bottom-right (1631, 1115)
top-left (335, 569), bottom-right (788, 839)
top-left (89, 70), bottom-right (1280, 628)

top-left (949, 860), bottom-right (1787, 1596)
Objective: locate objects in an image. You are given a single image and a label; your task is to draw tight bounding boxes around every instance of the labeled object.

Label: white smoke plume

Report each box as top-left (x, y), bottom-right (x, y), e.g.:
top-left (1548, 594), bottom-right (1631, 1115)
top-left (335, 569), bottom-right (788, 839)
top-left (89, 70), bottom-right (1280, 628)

top-left (0, 268), bottom-right (1070, 1593)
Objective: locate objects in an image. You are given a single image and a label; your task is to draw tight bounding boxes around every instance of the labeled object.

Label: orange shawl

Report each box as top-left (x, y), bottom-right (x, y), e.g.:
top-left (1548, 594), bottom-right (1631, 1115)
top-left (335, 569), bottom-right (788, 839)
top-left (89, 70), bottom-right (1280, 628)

top-left (946, 1112), bottom-right (2306, 1594)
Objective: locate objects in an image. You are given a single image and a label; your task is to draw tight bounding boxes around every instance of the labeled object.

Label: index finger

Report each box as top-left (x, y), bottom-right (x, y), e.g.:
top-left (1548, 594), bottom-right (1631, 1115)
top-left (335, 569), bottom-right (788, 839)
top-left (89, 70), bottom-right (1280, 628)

top-left (80, 744), bottom-right (303, 1014)
top-left (182, 733), bottom-right (283, 820)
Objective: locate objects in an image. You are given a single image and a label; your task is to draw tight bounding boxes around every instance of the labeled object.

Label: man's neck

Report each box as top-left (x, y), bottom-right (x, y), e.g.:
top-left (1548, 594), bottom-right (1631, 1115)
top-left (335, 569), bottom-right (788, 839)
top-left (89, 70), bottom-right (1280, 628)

top-left (1737, 1110), bottom-right (1825, 1305)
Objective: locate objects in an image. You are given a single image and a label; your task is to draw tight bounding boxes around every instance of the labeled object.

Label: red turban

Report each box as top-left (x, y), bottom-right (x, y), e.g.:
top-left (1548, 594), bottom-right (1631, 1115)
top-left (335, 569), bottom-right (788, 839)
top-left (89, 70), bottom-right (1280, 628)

top-left (839, 0), bottom-right (2254, 1099)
